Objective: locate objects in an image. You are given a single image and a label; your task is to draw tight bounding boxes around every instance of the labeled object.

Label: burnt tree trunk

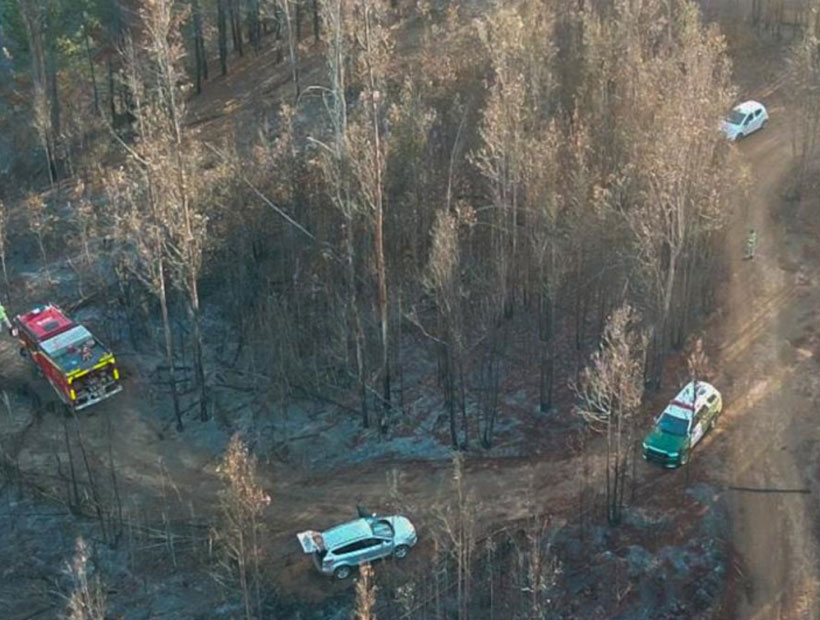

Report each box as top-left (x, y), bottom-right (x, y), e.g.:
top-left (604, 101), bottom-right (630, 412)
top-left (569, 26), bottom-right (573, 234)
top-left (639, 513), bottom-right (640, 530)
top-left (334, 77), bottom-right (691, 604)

top-left (230, 0), bottom-right (244, 57)
top-left (108, 57), bottom-right (116, 125)
top-left (158, 259), bottom-right (183, 431)
top-left (218, 0), bottom-right (229, 75)
top-left (312, 0), bottom-right (321, 42)
top-left (295, 0), bottom-right (302, 44)
top-left (246, 0), bottom-right (261, 51)
top-left (192, 0), bottom-right (207, 93)
top-left (83, 21), bottom-right (101, 115)
top-left (47, 37), bottom-right (60, 142)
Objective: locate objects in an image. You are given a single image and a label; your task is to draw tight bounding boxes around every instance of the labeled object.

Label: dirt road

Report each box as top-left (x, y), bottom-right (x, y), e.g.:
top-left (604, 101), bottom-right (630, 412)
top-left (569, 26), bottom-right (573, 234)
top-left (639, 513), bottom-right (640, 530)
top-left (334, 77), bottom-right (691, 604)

top-left (4, 30), bottom-right (820, 620)
top-left (256, 79), bottom-right (820, 612)
top-left (704, 95), bottom-right (820, 618)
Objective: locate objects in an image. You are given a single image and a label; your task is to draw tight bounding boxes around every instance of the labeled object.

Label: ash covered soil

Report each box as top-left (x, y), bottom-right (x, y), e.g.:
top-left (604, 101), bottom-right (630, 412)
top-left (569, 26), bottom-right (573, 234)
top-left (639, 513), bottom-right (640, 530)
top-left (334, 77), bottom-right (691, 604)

top-left (2, 25), bottom-right (820, 620)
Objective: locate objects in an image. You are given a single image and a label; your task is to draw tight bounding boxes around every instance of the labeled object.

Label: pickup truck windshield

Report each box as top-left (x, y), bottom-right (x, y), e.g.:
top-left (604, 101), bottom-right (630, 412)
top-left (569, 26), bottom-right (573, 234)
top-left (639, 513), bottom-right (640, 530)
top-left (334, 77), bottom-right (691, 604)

top-left (658, 413), bottom-right (689, 437)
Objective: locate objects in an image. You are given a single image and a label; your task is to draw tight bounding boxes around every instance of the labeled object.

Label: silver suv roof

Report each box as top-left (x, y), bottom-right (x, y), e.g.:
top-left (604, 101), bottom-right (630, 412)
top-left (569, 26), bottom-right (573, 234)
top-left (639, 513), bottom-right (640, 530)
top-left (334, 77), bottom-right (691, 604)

top-left (323, 518), bottom-right (373, 550)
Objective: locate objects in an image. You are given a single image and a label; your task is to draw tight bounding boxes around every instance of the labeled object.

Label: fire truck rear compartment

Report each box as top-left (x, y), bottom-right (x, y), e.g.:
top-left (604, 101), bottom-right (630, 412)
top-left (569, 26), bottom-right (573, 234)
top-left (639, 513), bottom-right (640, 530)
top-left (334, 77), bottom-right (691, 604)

top-left (72, 366), bottom-right (122, 410)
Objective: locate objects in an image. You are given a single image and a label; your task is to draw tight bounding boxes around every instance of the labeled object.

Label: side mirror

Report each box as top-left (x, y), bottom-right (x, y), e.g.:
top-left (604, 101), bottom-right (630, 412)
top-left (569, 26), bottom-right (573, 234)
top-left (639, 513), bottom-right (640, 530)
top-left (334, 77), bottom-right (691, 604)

top-left (19, 346), bottom-right (27, 358)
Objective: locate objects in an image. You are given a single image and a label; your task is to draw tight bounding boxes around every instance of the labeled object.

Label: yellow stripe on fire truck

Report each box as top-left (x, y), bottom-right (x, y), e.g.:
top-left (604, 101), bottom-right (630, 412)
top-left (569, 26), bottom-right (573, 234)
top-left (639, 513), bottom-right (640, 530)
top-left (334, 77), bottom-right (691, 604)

top-left (66, 354), bottom-right (116, 381)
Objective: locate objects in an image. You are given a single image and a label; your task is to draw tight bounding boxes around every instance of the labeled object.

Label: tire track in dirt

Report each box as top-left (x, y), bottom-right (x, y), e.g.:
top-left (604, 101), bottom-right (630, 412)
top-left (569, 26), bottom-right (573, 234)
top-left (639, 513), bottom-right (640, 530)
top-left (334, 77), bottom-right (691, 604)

top-left (709, 93), bottom-right (820, 620)
top-left (3, 31), bottom-right (817, 618)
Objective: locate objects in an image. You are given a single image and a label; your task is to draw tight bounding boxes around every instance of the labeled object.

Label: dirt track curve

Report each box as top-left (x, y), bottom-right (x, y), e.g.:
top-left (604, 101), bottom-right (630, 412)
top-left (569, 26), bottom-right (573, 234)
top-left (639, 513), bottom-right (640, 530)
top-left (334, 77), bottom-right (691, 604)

top-left (258, 78), bottom-right (820, 612)
top-left (704, 87), bottom-right (820, 618)
top-left (4, 42), bottom-right (820, 620)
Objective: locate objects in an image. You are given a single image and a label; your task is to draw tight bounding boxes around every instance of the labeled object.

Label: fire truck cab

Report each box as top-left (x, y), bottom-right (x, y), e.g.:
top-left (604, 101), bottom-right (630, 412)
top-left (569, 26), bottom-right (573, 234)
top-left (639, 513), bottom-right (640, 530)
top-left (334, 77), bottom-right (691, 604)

top-left (14, 304), bottom-right (122, 412)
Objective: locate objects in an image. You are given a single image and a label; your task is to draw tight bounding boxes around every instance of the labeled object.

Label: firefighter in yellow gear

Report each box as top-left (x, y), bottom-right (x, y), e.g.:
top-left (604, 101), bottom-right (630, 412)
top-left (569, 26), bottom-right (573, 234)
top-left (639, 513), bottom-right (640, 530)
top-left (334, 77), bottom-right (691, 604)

top-left (0, 302), bottom-right (11, 333)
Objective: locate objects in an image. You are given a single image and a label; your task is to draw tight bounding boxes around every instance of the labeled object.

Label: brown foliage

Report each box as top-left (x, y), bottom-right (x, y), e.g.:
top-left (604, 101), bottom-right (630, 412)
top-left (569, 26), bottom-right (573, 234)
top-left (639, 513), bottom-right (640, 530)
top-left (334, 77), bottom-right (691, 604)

top-left (216, 433), bottom-right (271, 619)
top-left (574, 304), bottom-right (646, 524)
top-left (354, 563), bottom-right (378, 620)
top-left (63, 537), bottom-right (107, 620)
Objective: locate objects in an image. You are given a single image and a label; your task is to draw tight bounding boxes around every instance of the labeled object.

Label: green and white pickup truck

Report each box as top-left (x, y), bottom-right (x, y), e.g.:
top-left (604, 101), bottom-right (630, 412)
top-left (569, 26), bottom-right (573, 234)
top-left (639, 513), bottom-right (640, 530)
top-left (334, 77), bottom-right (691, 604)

top-left (642, 381), bottom-right (722, 468)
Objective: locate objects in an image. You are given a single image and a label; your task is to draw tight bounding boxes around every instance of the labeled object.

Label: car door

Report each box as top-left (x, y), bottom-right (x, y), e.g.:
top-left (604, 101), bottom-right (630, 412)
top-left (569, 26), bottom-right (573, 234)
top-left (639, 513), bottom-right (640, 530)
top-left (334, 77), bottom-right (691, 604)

top-left (357, 538), bottom-right (390, 563)
top-left (751, 108), bottom-right (763, 132)
top-left (690, 406), bottom-right (707, 447)
top-left (741, 113), bottom-right (754, 135)
top-left (705, 393), bottom-right (720, 422)
top-left (331, 541), bottom-right (364, 567)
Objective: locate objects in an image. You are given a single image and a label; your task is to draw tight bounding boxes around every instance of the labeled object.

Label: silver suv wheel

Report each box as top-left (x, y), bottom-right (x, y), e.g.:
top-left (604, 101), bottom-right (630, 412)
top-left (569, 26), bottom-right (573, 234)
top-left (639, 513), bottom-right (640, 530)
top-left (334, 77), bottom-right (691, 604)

top-left (394, 545), bottom-right (409, 559)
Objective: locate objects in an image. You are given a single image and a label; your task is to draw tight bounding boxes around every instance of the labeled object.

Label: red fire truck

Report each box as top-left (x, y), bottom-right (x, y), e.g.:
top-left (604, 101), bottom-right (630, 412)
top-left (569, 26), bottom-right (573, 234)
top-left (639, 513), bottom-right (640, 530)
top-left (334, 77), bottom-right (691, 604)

top-left (14, 304), bottom-right (122, 411)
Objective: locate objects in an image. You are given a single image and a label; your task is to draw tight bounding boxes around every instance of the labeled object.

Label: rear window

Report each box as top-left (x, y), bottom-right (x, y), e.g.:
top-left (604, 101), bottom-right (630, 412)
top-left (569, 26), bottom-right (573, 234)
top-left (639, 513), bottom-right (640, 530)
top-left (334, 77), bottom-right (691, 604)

top-left (334, 541), bottom-right (364, 555)
top-left (334, 539), bottom-right (382, 555)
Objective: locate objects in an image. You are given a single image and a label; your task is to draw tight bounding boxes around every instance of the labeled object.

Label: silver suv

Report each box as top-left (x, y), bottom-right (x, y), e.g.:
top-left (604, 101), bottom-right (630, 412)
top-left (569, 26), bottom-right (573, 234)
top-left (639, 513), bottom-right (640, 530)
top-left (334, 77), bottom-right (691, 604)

top-left (297, 511), bottom-right (418, 579)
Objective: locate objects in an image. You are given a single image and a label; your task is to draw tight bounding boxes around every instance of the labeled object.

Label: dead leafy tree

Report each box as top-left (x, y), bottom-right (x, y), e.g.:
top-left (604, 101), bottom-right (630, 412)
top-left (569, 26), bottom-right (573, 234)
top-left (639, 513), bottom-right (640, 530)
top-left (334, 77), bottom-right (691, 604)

top-left (17, 0), bottom-right (57, 186)
top-left (106, 36), bottom-right (184, 432)
top-left (473, 9), bottom-right (527, 318)
top-left (315, 0), bottom-right (370, 426)
top-left (475, 0), bottom-right (562, 413)
top-left (347, 0), bottom-right (395, 429)
top-left (277, 0), bottom-right (301, 96)
top-left (786, 7), bottom-right (820, 196)
top-left (140, 0), bottom-right (210, 422)
top-left (63, 537), bottom-right (106, 620)
top-left (579, 0), bottom-right (736, 387)
top-left (191, 0), bottom-right (208, 94)
top-left (476, 299), bottom-right (505, 449)
top-left (437, 452), bottom-right (475, 620)
top-left (574, 304), bottom-right (646, 525)
top-left (307, 0), bottom-right (395, 429)
top-left (639, 12), bottom-right (733, 384)
top-left (24, 192), bottom-right (53, 275)
top-left (228, 0), bottom-right (245, 57)
top-left (524, 127), bottom-right (563, 413)
top-left (217, 0), bottom-right (229, 74)
top-left (67, 183), bottom-right (99, 296)
top-left (686, 336), bottom-right (711, 386)
top-left (515, 517), bottom-right (561, 620)
top-left (216, 434), bottom-right (271, 620)
top-left (385, 78), bottom-right (436, 272)
top-left (72, 192), bottom-right (96, 271)
top-left (256, 104), bottom-right (300, 206)
top-left (354, 563), bottom-right (378, 620)
top-left (423, 210), bottom-right (465, 449)
top-left (107, 168), bottom-right (183, 431)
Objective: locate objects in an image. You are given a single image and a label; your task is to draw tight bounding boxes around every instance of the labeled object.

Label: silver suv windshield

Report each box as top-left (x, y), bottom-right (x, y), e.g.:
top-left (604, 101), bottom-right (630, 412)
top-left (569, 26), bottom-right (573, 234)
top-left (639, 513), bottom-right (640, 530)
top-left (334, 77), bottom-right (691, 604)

top-left (727, 110), bottom-right (746, 125)
top-left (371, 520), bottom-right (394, 539)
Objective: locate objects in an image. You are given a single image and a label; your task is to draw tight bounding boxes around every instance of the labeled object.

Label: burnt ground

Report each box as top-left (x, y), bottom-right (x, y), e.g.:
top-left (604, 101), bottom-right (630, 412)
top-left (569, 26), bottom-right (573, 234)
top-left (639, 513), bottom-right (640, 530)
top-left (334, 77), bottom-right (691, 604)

top-left (2, 12), bottom-right (820, 620)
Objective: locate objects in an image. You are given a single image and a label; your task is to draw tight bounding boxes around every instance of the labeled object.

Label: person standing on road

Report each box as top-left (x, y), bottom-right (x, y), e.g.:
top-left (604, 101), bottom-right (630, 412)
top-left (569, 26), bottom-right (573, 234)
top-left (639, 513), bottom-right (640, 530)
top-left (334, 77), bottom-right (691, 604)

top-left (745, 228), bottom-right (758, 260)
